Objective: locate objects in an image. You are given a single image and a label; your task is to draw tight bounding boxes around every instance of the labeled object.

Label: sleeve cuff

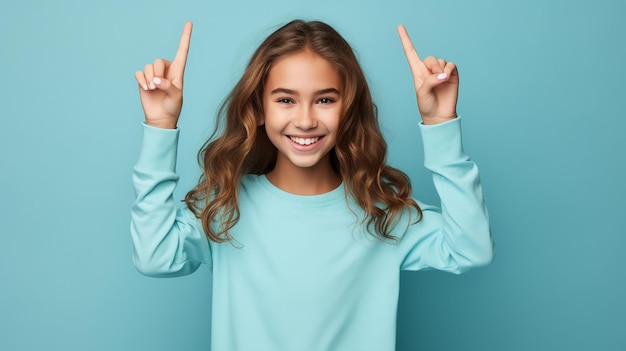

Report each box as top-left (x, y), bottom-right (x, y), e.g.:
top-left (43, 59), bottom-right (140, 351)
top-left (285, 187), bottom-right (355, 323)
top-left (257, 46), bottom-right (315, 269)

top-left (135, 122), bottom-right (180, 172)
top-left (419, 117), bottom-right (467, 168)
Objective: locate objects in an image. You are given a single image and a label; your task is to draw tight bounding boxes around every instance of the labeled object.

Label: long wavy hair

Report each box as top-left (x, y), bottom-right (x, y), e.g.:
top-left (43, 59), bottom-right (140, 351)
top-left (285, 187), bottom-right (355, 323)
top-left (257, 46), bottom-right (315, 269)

top-left (185, 19), bottom-right (422, 242)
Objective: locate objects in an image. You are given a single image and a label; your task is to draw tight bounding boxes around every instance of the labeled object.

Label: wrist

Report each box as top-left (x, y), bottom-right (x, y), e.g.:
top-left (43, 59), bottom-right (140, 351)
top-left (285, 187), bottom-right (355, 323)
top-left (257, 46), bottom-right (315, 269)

top-left (145, 120), bottom-right (178, 130)
top-left (421, 114), bottom-right (457, 125)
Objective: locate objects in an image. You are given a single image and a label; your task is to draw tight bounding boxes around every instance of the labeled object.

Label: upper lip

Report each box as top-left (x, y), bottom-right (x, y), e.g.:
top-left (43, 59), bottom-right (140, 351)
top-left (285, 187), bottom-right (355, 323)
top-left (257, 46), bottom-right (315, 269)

top-left (287, 134), bottom-right (323, 138)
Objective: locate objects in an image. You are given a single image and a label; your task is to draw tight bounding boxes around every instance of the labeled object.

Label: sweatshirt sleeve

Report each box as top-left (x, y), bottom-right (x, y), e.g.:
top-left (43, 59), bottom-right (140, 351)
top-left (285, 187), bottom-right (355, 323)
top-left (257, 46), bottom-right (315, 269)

top-left (130, 123), bottom-right (212, 277)
top-left (398, 117), bottom-right (494, 273)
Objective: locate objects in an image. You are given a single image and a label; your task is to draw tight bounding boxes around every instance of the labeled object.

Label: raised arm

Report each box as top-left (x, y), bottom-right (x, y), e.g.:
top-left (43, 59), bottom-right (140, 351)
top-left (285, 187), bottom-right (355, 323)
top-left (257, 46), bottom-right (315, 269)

top-left (134, 21), bottom-right (192, 129)
top-left (396, 25), bottom-right (494, 273)
top-left (131, 22), bottom-right (211, 277)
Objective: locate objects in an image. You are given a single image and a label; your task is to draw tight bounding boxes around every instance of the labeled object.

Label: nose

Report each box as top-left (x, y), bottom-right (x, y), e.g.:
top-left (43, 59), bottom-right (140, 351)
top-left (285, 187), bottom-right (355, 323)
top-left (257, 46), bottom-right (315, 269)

top-left (293, 105), bottom-right (317, 130)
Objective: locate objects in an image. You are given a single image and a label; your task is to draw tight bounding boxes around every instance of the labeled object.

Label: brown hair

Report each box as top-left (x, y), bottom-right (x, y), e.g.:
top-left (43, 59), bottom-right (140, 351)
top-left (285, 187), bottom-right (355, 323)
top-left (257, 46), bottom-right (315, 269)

top-left (185, 19), bottom-right (421, 242)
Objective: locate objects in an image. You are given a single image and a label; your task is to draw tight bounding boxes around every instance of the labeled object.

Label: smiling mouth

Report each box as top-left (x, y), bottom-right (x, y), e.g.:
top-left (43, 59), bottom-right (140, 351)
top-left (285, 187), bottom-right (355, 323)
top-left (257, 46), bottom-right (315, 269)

top-left (289, 136), bottom-right (321, 146)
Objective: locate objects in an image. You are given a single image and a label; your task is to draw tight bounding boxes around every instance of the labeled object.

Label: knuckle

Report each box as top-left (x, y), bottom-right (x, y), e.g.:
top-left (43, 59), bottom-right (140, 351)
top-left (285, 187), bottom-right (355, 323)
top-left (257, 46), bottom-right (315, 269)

top-left (425, 56), bottom-right (438, 65)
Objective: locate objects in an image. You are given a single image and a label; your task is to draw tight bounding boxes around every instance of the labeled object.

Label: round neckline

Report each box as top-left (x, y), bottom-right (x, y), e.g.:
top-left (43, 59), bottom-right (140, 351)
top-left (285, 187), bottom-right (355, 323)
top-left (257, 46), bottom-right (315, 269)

top-left (254, 174), bottom-right (346, 207)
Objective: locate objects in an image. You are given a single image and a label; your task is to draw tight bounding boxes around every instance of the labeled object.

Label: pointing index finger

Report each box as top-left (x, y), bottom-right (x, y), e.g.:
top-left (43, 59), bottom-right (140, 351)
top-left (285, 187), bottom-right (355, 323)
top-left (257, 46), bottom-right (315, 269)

top-left (173, 21), bottom-right (193, 69)
top-left (397, 24), bottom-right (422, 63)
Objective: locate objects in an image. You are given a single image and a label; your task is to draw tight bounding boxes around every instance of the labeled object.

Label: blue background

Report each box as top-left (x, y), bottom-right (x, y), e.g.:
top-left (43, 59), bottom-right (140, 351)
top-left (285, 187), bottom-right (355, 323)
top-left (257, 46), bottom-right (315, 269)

top-left (1, 0), bottom-right (624, 350)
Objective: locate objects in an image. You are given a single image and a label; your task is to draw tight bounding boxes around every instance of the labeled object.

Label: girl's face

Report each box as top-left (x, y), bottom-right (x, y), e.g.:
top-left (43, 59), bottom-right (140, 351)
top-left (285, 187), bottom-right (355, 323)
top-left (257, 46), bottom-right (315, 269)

top-left (261, 50), bottom-right (343, 174)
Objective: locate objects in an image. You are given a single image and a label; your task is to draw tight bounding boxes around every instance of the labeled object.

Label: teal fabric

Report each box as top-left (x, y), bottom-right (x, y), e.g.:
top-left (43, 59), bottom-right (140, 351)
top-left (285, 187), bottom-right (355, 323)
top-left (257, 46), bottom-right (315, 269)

top-left (131, 117), bottom-right (493, 350)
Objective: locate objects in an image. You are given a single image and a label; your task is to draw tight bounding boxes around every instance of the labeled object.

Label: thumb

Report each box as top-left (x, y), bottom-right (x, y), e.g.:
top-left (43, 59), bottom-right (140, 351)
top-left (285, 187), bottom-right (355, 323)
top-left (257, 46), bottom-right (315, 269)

top-left (152, 77), bottom-right (181, 98)
top-left (418, 72), bottom-right (449, 95)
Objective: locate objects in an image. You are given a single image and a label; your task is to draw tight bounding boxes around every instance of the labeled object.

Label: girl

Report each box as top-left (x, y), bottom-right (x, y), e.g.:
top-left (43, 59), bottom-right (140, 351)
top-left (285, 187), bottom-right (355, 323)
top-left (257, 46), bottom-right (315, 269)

top-left (132, 20), bottom-right (493, 350)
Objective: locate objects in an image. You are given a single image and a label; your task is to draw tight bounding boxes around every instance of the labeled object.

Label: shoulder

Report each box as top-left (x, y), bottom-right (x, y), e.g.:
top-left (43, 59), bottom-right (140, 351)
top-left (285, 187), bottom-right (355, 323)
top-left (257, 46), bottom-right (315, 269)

top-left (239, 174), bottom-right (271, 201)
top-left (240, 174), bottom-right (265, 190)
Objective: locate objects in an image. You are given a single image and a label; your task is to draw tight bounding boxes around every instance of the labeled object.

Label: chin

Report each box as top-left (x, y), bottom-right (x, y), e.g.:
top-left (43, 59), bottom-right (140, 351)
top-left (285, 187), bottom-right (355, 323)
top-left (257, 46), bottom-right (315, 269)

top-left (289, 158), bottom-right (325, 169)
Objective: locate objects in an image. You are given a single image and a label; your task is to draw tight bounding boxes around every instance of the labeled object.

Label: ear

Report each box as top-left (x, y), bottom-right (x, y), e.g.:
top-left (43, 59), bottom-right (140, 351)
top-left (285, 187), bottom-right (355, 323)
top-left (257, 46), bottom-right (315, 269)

top-left (257, 115), bottom-right (265, 126)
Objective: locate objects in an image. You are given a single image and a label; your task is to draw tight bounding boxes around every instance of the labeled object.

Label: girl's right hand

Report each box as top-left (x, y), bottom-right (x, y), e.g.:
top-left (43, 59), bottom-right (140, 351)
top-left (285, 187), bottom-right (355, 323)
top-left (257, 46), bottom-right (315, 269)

top-left (134, 22), bottom-right (192, 129)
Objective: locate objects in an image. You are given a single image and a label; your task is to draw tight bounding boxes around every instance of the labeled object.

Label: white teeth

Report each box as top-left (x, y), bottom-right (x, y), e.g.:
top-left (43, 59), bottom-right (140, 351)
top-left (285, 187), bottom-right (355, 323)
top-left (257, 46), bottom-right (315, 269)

top-left (290, 136), bottom-right (320, 145)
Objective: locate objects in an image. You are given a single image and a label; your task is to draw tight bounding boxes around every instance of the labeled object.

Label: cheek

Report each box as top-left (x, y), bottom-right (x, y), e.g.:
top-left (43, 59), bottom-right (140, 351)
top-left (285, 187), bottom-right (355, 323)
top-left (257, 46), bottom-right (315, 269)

top-left (323, 107), bottom-right (342, 131)
top-left (262, 112), bottom-right (290, 138)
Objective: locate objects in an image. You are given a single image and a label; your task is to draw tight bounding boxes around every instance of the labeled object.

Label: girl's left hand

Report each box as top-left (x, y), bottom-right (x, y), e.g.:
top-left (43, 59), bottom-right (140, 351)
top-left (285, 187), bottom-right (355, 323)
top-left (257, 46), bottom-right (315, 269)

top-left (397, 25), bottom-right (459, 125)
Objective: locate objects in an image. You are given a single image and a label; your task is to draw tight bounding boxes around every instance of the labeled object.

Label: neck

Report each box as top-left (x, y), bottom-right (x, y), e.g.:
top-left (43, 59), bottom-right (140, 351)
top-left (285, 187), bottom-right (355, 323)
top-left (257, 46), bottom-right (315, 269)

top-left (266, 158), bottom-right (342, 196)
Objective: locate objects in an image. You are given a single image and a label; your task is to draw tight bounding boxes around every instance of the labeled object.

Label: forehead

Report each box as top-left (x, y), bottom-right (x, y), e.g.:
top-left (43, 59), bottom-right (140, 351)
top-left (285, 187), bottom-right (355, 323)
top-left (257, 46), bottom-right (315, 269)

top-left (265, 51), bottom-right (342, 92)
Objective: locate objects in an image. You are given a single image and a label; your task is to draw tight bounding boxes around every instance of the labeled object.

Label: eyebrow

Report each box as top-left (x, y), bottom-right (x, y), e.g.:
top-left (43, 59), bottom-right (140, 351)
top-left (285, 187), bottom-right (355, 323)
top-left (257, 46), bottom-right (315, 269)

top-left (270, 87), bottom-right (341, 96)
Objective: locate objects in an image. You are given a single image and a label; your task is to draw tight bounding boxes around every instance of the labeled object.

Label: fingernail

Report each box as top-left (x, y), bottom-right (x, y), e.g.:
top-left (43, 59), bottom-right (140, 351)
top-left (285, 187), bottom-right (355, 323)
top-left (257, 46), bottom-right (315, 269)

top-left (153, 77), bottom-right (161, 85)
top-left (149, 82), bottom-right (156, 89)
top-left (437, 73), bottom-right (448, 80)
top-left (142, 84), bottom-right (148, 91)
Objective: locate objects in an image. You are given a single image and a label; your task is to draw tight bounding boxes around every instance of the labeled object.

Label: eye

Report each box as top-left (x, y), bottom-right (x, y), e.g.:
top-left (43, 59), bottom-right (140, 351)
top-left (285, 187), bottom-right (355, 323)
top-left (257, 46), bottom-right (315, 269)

top-left (276, 98), bottom-right (294, 104)
top-left (317, 97), bottom-right (335, 104)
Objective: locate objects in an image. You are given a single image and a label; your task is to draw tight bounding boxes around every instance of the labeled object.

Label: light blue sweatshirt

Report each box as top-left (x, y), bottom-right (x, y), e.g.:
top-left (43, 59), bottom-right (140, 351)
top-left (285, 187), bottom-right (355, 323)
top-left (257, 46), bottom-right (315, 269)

top-left (131, 117), bottom-right (494, 350)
